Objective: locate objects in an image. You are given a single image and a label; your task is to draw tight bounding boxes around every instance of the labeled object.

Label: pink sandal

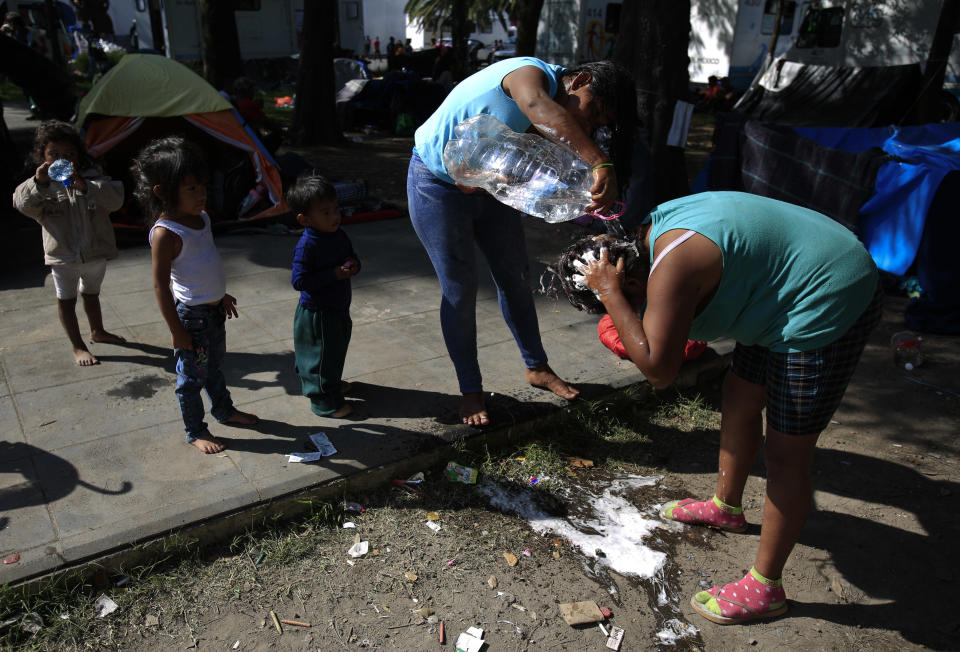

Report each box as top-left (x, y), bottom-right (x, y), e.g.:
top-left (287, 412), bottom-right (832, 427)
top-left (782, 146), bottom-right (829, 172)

top-left (660, 496), bottom-right (748, 533)
top-left (691, 568), bottom-right (788, 624)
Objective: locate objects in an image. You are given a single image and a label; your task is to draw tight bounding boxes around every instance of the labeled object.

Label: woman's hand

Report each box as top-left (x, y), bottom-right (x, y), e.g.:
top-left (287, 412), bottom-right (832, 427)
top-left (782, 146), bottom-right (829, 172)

top-left (577, 245), bottom-right (625, 301)
top-left (585, 166), bottom-right (618, 214)
top-left (454, 182), bottom-right (484, 194)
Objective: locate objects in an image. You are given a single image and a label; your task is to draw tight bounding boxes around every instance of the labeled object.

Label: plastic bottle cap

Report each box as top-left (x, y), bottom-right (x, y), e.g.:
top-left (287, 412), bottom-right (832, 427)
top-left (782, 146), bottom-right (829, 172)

top-left (904, 363), bottom-right (914, 371)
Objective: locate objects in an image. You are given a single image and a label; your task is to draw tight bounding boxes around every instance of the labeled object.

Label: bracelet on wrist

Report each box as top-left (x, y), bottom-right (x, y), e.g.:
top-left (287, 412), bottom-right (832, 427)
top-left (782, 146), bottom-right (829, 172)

top-left (591, 163), bottom-right (614, 171)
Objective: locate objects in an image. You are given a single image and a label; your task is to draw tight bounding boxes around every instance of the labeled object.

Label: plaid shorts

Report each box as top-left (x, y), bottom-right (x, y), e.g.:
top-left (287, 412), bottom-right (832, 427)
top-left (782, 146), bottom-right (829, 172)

top-left (730, 283), bottom-right (883, 436)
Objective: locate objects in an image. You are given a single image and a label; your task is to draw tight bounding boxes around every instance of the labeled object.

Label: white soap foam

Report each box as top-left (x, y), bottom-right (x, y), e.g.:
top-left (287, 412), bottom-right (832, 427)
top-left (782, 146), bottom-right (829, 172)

top-left (655, 618), bottom-right (699, 645)
top-left (478, 475), bottom-right (667, 578)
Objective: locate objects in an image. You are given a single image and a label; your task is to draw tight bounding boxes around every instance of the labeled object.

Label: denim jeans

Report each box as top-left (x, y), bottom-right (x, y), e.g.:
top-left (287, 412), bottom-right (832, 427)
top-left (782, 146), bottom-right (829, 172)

top-left (406, 152), bottom-right (548, 393)
top-left (174, 301), bottom-right (235, 442)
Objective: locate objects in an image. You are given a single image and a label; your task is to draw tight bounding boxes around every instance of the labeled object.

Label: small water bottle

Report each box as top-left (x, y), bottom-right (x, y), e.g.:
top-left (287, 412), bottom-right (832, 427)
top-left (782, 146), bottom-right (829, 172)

top-left (48, 159), bottom-right (74, 187)
top-left (442, 114), bottom-right (596, 223)
top-left (891, 331), bottom-right (924, 370)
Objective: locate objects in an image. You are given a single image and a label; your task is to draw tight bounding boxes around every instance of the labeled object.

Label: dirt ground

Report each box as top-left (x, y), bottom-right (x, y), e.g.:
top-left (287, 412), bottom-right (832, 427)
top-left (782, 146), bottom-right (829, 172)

top-left (4, 121), bottom-right (959, 651)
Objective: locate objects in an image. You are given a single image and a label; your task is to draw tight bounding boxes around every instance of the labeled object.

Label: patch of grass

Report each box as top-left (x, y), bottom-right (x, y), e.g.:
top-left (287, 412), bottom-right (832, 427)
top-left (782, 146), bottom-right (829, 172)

top-left (650, 392), bottom-right (719, 432)
top-left (0, 77), bottom-right (25, 103)
top-left (0, 498), bottom-right (343, 649)
top-left (478, 384), bottom-right (721, 486)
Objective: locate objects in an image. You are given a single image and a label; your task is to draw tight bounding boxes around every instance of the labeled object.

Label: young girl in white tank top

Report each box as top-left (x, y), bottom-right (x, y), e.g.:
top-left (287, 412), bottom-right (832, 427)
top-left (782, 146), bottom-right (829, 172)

top-left (134, 136), bottom-right (259, 454)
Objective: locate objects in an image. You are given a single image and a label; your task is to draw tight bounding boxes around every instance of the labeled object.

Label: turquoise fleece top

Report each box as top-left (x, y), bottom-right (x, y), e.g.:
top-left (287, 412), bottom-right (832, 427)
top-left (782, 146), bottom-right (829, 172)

top-left (413, 57), bottom-right (565, 183)
top-left (647, 192), bottom-right (878, 352)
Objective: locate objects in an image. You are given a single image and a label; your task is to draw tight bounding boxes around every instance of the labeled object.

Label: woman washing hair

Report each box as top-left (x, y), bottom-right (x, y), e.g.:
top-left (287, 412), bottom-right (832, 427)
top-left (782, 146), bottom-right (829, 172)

top-left (557, 191), bottom-right (881, 625)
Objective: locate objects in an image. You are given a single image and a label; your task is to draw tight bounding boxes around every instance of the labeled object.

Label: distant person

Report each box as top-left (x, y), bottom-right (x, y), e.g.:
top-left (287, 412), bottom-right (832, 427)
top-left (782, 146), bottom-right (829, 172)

top-left (134, 136), bottom-right (259, 454)
top-left (287, 172), bottom-right (361, 418)
top-left (373, 35), bottom-right (380, 55)
top-left (1, 11), bottom-right (28, 44)
top-left (230, 77), bottom-right (281, 153)
top-left (405, 38), bottom-right (413, 53)
top-left (364, 34), bottom-right (370, 55)
top-left (12, 120), bottom-right (126, 366)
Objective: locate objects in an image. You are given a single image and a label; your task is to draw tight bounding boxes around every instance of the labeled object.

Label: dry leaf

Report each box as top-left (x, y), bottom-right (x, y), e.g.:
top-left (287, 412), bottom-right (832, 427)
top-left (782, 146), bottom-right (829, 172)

top-left (404, 572), bottom-right (418, 582)
top-left (503, 552), bottom-right (519, 567)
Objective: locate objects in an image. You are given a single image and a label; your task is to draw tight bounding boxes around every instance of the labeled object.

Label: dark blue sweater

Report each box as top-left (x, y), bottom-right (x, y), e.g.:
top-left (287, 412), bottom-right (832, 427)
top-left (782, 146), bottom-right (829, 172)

top-left (291, 227), bottom-right (358, 311)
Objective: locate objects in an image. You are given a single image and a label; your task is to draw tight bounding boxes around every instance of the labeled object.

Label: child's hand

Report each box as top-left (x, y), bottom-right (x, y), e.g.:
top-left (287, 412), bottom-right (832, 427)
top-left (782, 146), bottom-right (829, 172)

top-left (343, 257), bottom-right (360, 276)
top-left (34, 162), bottom-right (51, 185)
top-left (334, 266), bottom-right (352, 280)
top-left (222, 294), bottom-right (239, 319)
top-left (172, 329), bottom-right (194, 351)
top-left (72, 172), bottom-right (88, 193)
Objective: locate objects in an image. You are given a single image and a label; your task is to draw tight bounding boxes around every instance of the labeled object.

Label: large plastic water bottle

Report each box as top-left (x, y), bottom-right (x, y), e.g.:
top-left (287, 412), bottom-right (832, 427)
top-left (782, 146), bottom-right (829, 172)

top-left (48, 159), bottom-right (74, 187)
top-left (442, 114), bottom-right (597, 223)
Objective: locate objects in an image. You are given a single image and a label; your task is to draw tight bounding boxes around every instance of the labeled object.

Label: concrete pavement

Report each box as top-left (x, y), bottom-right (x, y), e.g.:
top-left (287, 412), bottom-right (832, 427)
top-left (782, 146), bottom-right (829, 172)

top-left (0, 210), bottom-right (732, 586)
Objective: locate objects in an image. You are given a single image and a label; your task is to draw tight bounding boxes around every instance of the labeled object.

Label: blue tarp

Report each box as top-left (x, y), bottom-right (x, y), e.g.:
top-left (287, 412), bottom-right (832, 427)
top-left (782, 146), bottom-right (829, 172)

top-left (793, 122), bottom-right (960, 275)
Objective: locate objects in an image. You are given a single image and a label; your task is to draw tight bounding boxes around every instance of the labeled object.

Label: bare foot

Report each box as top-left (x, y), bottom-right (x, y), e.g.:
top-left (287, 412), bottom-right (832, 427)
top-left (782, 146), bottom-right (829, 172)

top-left (223, 410), bottom-right (259, 426)
top-left (526, 364), bottom-right (580, 400)
top-left (90, 329), bottom-right (127, 344)
top-left (460, 392), bottom-right (490, 426)
top-left (190, 433), bottom-right (226, 454)
top-left (330, 403), bottom-right (353, 418)
top-left (74, 348), bottom-right (99, 366)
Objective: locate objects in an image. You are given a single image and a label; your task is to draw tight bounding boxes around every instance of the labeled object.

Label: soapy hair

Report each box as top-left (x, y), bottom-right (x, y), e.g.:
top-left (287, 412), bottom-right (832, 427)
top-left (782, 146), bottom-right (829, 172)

top-left (552, 235), bottom-right (647, 314)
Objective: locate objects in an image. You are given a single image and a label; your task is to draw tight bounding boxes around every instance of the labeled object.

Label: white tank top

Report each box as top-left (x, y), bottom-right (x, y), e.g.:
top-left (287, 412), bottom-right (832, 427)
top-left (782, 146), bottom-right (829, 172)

top-left (149, 212), bottom-right (226, 306)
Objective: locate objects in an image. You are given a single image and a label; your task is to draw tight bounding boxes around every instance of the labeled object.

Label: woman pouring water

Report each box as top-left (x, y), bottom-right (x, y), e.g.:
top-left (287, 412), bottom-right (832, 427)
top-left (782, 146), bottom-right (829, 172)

top-left (407, 57), bottom-right (638, 426)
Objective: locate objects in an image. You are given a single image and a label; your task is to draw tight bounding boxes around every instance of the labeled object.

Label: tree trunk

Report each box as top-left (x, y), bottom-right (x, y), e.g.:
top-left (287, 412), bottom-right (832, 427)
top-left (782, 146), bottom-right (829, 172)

top-left (450, 0), bottom-right (470, 80)
top-left (198, 0), bottom-right (243, 91)
top-left (764, 0), bottom-right (784, 76)
top-left (614, 0), bottom-right (691, 203)
top-left (291, 0), bottom-right (341, 145)
top-left (514, 0), bottom-right (545, 57)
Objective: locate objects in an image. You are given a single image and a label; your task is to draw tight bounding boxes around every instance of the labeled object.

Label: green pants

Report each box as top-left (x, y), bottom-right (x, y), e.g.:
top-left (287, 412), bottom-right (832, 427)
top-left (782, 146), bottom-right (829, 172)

top-left (293, 304), bottom-right (352, 416)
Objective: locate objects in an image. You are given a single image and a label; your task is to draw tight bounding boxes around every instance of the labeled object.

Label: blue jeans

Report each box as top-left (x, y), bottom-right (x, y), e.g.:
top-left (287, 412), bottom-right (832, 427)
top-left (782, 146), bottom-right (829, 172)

top-left (407, 153), bottom-right (548, 393)
top-left (174, 301), bottom-right (235, 442)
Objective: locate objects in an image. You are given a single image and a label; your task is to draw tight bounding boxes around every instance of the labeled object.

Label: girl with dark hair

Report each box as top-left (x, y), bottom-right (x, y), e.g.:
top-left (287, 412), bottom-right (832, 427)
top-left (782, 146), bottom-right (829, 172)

top-left (12, 120), bottom-right (126, 366)
top-left (133, 136), bottom-right (258, 454)
top-left (408, 56), bottom-right (638, 426)
top-left (557, 191), bottom-right (881, 625)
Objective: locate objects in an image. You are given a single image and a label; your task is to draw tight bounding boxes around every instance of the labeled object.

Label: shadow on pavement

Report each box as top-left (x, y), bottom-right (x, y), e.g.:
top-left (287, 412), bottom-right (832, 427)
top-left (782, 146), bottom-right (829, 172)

top-left (0, 442), bottom-right (133, 508)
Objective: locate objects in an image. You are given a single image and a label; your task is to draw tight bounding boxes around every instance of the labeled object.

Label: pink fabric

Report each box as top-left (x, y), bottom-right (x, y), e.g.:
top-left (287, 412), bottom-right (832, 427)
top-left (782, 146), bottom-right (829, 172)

top-left (709, 571), bottom-right (786, 619)
top-left (668, 497), bottom-right (746, 530)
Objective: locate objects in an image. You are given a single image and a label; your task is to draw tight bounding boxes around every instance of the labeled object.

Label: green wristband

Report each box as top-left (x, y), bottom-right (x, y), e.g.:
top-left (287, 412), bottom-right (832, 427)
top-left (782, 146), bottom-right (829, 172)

top-left (591, 162), bottom-right (614, 171)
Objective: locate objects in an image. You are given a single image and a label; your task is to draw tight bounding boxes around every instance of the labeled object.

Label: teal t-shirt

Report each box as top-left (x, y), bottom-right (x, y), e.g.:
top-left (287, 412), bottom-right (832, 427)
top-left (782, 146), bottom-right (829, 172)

top-left (647, 192), bottom-right (878, 352)
top-left (413, 57), bottom-right (566, 184)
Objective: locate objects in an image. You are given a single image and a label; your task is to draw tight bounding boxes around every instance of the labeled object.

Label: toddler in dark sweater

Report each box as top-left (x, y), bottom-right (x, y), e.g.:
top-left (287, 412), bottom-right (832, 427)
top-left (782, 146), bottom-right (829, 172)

top-left (288, 173), bottom-right (360, 417)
